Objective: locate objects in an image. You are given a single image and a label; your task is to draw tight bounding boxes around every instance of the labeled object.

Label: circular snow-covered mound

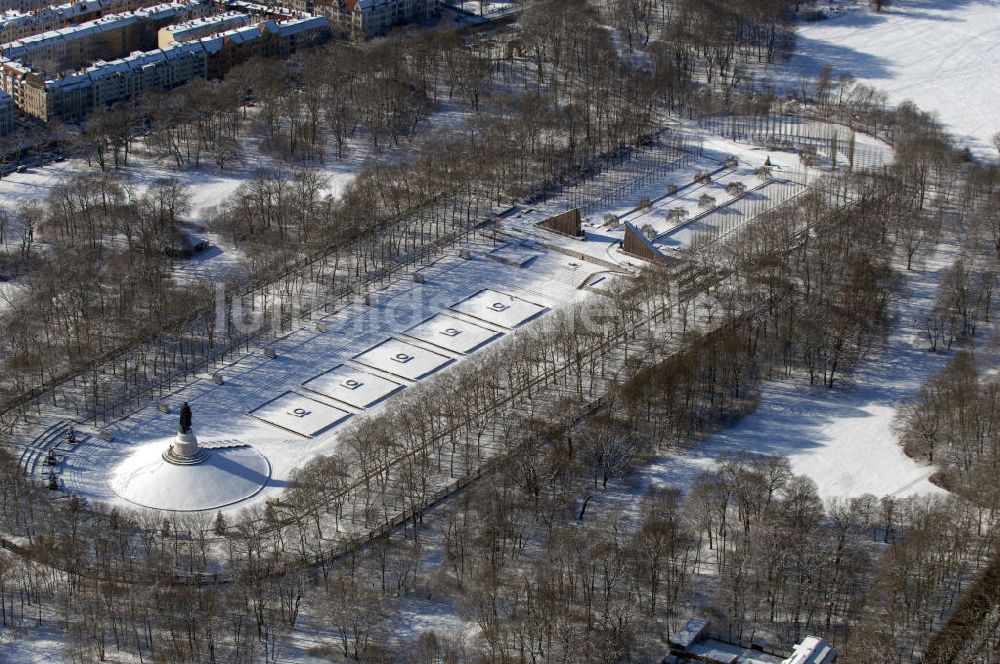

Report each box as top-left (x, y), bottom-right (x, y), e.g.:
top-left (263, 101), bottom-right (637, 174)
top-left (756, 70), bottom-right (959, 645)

top-left (110, 440), bottom-right (271, 512)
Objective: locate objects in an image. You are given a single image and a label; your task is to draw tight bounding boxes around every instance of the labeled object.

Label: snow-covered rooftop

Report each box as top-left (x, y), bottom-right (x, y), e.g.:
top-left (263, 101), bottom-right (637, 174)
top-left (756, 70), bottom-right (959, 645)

top-left (782, 637), bottom-right (837, 664)
top-left (47, 38), bottom-right (207, 89)
top-left (0, 0), bottom-right (106, 34)
top-left (160, 10), bottom-right (250, 39)
top-left (218, 22), bottom-right (260, 44)
top-left (1, 0), bottom-right (201, 59)
top-left (222, 0), bottom-right (296, 17)
top-left (272, 14), bottom-right (325, 36)
top-left (688, 639), bottom-right (784, 664)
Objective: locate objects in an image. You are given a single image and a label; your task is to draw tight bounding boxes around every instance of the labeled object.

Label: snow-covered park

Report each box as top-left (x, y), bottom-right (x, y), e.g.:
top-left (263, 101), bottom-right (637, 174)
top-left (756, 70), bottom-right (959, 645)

top-left (0, 100), bottom-right (477, 290)
top-left (23, 127), bottom-right (835, 515)
top-left (53, 239), bottom-right (599, 513)
top-left (598, 238), bottom-right (957, 518)
top-left (778, 0), bottom-right (1000, 157)
top-left (2, 0), bottom-right (990, 525)
top-left (0, 141), bottom-right (359, 286)
top-left (5, 4), bottom-right (999, 660)
top-left (14, 116), bottom-right (921, 519)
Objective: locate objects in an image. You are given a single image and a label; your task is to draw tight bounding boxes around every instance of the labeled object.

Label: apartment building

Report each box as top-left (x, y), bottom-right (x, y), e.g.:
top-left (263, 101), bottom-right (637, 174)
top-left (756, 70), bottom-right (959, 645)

top-left (220, 0), bottom-right (296, 19)
top-left (0, 0), bottom-right (64, 13)
top-left (157, 10), bottom-right (249, 46)
top-left (0, 0), bottom-right (157, 43)
top-left (265, 13), bottom-right (324, 51)
top-left (15, 13), bottom-right (326, 122)
top-left (0, 88), bottom-right (12, 135)
top-left (0, 0), bottom-right (209, 71)
top-left (309, 0), bottom-right (435, 40)
top-left (198, 21), bottom-right (257, 76)
top-left (0, 55), bottom-right (33, 103)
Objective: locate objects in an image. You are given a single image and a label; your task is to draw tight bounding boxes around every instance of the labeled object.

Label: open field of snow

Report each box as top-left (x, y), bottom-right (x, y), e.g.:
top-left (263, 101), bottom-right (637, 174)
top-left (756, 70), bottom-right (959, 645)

top-left (0, 624), bottom-right (65, 664)
top-left (779, 0), bottom-right (1000, 157)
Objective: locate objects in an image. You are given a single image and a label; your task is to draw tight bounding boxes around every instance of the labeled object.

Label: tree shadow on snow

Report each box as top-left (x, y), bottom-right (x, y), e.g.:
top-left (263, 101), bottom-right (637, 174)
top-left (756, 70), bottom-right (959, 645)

top-left (885, 0), bottom-right (992, 20)
top-left (788, 35), bottom-right (894, 81)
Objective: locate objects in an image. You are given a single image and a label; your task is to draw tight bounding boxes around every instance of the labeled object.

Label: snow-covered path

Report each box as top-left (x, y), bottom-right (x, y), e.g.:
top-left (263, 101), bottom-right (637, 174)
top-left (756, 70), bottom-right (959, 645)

top-left (777, 0), bottom-right (1000, 157)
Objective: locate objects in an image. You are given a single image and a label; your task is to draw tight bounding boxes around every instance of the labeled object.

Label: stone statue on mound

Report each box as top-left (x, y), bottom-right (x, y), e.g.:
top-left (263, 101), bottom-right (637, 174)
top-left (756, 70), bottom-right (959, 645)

top-left (165, 401), bottom-right (206, 464)
top-left (179, 402), bottom-right (192, 434)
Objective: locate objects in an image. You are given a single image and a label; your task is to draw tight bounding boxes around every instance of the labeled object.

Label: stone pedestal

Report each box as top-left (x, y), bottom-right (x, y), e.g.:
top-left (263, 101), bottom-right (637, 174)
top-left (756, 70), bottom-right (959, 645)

top-left (163, 431), bottom-right (209, 465)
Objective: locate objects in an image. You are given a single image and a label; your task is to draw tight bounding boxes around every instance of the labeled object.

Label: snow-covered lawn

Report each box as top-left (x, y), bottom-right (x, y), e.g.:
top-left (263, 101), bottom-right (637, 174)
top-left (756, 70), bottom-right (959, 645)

top-left (780, 0), bottom-right (1000, 157)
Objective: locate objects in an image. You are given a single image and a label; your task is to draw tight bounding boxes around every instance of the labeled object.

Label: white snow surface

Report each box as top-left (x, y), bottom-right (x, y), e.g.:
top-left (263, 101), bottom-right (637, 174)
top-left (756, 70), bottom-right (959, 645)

top-left (352, 338), bottom-right (455, 382)
top-left (450, 288), bottom-right (548, 329)
top-left (302, 364), bottom-right (404, 409)
top-left (110, 439), bottom-right (271, 511)
top-left (781, 0), bottom-right (1000, 156)
top-left (248, 391), bottom-right (353, 438)
top-left (0, 623), bottom-right (66, 664)
top-left (403, 313), bottom-right (503, 355)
